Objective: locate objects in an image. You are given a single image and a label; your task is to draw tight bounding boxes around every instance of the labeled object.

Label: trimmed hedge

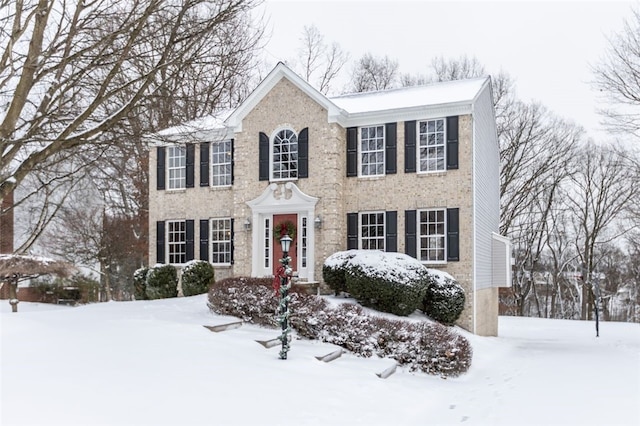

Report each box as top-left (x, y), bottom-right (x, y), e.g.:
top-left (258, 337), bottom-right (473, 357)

top-left (146, 264), bottom-right (178, 299)
top-left (422, 277), bottom-right (465, 325)
top-left (207, 277), bottom-right (472, 377)
top-left (133, 267), bottom-right (149, 300)
top-left (323, 250), bottom-right (431, 317)
top-left (181, 260), bottom-right (215, 297)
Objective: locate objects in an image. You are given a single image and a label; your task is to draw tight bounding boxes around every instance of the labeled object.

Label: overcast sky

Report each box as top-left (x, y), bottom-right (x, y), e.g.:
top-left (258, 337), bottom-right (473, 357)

top-left (259, 0), bottom-right (637, 141)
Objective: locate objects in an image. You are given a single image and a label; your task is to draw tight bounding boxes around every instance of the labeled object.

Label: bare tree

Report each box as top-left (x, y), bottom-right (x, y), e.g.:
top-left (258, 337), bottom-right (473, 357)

top-left (293, 24), bottom-right (348, 95)
top-left (349, 53), bottom-right (398, 92)
top-left (564, 142), bottom-right (639, 320)
top-left (592, 6), bottom-right (640, 139)
top-left (0, 0), bottom-right (264, 204)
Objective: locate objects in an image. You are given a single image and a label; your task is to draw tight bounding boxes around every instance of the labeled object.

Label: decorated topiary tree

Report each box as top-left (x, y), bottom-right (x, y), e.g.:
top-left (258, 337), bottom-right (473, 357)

top-left (181, 260), bottom-right (215, 296)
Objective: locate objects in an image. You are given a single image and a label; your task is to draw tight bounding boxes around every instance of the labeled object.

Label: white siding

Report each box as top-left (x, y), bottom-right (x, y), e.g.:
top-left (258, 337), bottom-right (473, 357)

top-left (472, 82), bottom-right (500, 290)
top-left (492, 233), bottom-right (512, 287)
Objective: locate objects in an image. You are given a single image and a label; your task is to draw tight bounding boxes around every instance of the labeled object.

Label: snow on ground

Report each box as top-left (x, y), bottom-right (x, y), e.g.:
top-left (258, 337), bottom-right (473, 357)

top-left (1, 296), bottom-right (638, 426)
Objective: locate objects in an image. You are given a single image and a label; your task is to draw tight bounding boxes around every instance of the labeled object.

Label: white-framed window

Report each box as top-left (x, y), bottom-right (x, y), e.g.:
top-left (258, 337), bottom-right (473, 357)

top-left (418, 118), bottom-right (445, 172)
top-left (419, 209), bottom-right (446, 262)
top-left (168, 146), bottom-right (186, 189)
top-left (264, 218), bottom-right (271, 269)
top-left (272, 128), bottom-right (298, 180)
top-left (360, 211), bottom-right (385, 250)
top-left (167, 220), bottom-right (186, 263)
top-left (211, 140), bottom-right (232, 187)
top-left (360, 125), bottom-right (384, 176)
top-left (211, 218), bottom-right (232, 264)
top-left (301, 217), bottom-right (308, 268)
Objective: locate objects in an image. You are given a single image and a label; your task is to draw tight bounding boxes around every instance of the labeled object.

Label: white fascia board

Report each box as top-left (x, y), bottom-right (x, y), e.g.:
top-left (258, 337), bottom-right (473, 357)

top-left (338, 101), bottom-right (473, 128)
top-left (146, 127), bottom-right (233, 147)
top-left (226, 62), bottom-right (344, 132)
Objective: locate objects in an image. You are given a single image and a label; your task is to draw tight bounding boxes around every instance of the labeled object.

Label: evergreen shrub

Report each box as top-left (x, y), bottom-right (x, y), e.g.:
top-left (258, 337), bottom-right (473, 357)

top-left (145, 264), bottom-right (178, 299)
top-left (133, 267), bottom-right (149, 300)
top-left (181, 260), bottom-right (215, 296)
top-left (422, 277), bottom-right (465, 325)
top-left (324, 250), bottom-right (430, 316)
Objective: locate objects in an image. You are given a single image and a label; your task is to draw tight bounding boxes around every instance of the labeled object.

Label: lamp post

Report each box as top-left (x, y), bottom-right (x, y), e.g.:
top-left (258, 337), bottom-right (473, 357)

top-left (278, 234), bottom-right (293, 359)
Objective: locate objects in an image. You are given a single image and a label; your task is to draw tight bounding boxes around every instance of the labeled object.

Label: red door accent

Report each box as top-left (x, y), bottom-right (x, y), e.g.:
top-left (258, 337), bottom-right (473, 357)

top-left (273, 214), bottom-right (297, 275)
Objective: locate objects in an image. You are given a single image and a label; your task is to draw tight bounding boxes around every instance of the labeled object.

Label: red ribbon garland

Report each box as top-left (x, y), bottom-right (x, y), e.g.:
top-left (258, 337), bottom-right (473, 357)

top-left (272, 265), bottom-right (286, 295)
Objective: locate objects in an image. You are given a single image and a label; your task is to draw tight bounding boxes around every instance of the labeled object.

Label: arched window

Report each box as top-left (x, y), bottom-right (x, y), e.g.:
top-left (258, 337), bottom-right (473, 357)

top-left (272, 129), bottom-right (298, 180)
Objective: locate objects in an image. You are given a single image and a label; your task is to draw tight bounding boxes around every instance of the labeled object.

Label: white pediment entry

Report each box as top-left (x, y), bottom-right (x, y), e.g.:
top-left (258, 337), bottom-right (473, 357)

top-left (247, 182), bottom-right (319, 280)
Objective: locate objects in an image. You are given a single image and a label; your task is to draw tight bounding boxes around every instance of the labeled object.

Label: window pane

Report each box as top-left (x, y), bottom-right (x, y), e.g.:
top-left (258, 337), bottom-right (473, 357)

top-left (360, 212), bottom-right (385, 251)
top-left (359, 126), bottom-right (384, 176)
top-left (418, 119), bottom-right (445, 172)
top-left (272, 129), bottom-right (298, 180)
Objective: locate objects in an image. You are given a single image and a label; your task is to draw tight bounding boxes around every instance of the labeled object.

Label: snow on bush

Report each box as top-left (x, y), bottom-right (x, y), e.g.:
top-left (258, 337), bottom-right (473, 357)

top-left (208, 277), bottom-right (472, 377)
top-left (323, 250), bottom-right (465, 324)
top-left (422, 277), bottom-right (465, 325)
top-left (133, 267), bottom-right (149, 300)
top-left (181, 260), bottom-right (215, 297)
top-left (145, 264), bottom-right (178, 300)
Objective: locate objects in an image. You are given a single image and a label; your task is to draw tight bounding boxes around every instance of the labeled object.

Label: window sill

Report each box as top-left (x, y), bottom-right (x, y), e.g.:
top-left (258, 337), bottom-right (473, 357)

top-left (211, 264), bottom-right (233, 268)
top-left (357, 175), bottom-right (386, 180)
top-left (165, 188), bottom-right (187, 193)
top-left (209, 185), bottom-right (232, 191)
top-left (416, 171), bottom-right (447, 177)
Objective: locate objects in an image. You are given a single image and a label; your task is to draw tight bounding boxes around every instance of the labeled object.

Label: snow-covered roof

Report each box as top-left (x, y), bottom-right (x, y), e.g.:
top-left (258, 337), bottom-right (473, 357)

top-left (150, 63), bottom-right (492, 142)
top-left (149, 109), bottom-right (234, 143)
top-left (330, 77), bottom-right (488, 115)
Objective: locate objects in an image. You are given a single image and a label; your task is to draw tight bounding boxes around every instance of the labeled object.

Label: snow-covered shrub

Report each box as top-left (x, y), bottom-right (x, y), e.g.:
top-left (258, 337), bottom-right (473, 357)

top-left (324, 250), bottom-right (430, 316)
top-left (133, 267), bottom-right (149, 300)
top-left (322, 251), bottom-right (358, 294)
top-left (145, 264), bottom-right (178, 299)
top-left (206, 276), bottom-right (472, 377)
top-left (181, 260), bottom-right (215, 297)
top-left (208, 277), bottom-right (278, 327)
top-left (422, 277), bottom-right (465, 325)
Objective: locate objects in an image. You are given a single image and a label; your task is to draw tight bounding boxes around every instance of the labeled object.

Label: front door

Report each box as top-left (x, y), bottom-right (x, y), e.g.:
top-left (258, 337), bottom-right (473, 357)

top-left (272, 214), bottom-right (298, 275)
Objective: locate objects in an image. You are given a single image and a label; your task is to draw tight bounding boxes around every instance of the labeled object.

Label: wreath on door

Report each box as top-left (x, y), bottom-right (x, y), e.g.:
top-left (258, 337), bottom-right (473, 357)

top-left (273, 220), bottom-right (297, 241)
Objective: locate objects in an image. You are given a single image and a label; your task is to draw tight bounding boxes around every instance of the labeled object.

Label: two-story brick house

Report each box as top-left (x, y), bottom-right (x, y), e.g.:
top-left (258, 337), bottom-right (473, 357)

top-left (148, 63), bottom-right (511, 336)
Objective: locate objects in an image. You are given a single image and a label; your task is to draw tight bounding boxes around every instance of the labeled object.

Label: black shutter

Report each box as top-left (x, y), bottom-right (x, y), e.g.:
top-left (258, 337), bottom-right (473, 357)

top-left (230, 218), bottom-right (235, 264)
top-left (199, 219), bottom-right (209, 261)
top-left (385, 211), bottom-right (397, 252)
top-left (156, 221), bottom-right (165, 263)
top-left (346, 127), bottom-right (358, 177)
top-left (447, 208), bottom-right (460, 261)
top-left (347, 213), bottom-right (358, 249)
top-left (156, 147), bottom-right (166, 190)
top-left (385, 123), bottom-right (397, 175)
top-left (200, 143), bottom-right (210, 187)
top-left (298, 128), bottom-right (308, 178)
top-left (405, 210), bottom-right (417, 259)
top-left (230, 139), bottom-right (235, 184)
top-left (446, 116), bottom-right (459, 170)
top-left (259, 132), bottom-right (269, 181)
top-left (186, 144), bottom-right (195, 188)
top-left (404, 121), bottom-right (416, 173)
top-left (186, 219), bottom-right (194, 261)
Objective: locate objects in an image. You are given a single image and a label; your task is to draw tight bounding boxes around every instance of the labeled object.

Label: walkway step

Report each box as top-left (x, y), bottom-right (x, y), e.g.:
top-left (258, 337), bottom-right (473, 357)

top-left (203, 321), bottom-right (243, 333)
top-left (315, 349), bottom-right (343, 363)
top-left (376, 363), bottom-right (398, 379)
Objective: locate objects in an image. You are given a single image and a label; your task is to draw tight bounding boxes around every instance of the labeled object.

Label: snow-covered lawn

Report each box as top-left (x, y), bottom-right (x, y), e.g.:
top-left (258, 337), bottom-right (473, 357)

top-left (1, 296), bottom-right (638, 426)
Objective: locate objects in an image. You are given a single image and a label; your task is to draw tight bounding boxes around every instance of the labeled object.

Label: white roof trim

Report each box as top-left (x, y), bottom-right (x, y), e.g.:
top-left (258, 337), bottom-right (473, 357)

top-left (226, 62), bottom-right (344, 132)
